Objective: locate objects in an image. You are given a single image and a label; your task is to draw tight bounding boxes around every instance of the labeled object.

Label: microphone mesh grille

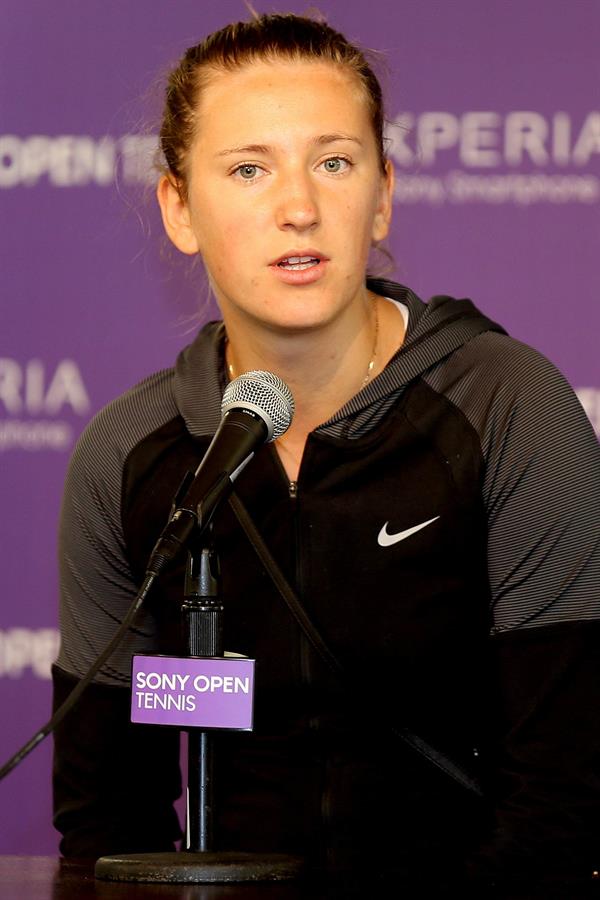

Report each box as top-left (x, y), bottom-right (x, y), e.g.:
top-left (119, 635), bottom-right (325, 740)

top-left (221, 371), bottom-right (295, 441)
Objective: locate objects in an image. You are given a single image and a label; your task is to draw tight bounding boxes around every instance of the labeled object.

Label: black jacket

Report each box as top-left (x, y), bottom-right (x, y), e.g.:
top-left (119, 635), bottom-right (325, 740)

top-left (53, 281), bottom-right (600, 890)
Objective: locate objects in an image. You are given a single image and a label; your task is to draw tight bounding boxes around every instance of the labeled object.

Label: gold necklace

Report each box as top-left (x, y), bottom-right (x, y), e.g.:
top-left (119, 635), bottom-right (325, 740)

top-left (226, 296), bottom-right (380, 389)
top-left (226, 352), bottom-right (235, 382)
top-left (360, 295), bottom-right (379, 389)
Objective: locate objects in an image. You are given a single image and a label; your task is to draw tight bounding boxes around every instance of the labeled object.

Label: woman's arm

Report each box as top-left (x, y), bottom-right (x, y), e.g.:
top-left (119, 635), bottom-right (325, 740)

top-left (470, 337), bottom-right (600, 887)
top-left (53, 385), bottom-right (184, 856)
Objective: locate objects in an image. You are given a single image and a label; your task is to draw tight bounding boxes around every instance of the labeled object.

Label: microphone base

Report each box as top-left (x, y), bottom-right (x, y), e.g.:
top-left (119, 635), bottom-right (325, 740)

top-left (94, 850), bottom-right (305, 883)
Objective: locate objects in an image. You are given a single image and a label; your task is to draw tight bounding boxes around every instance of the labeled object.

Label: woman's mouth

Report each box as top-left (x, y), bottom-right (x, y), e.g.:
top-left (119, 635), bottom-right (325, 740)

top-left (277, 256), bottom-right (321, 271)
top-left (269, 252), bottom-right (329, 285)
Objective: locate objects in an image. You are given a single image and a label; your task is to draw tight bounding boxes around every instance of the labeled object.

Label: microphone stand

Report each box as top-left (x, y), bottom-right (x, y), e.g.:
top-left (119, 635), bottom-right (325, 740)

top-left (181, 545), bottom-right (224, 853)
top-left (95, 525), bottom-right (304, 884)
top-left (182, 537), bottom-right (223, 854)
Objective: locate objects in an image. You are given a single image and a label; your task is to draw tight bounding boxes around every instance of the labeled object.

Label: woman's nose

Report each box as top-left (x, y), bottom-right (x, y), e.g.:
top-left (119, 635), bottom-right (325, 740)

top-left (275, 173), bottom-right (320, 231)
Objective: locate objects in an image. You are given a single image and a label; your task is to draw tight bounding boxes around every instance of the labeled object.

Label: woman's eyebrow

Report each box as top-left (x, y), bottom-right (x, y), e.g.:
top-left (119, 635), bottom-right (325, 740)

top-left (216, 133), bottom-right (364, 157)
top-left (313, 132), bottom-right (363, 147)
top-left (216, 144), bottom-right (270, 157)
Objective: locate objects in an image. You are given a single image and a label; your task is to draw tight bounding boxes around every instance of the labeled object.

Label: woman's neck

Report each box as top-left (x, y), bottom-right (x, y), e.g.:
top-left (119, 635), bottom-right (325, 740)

top-left (224, 293), bottom-right (406, 481)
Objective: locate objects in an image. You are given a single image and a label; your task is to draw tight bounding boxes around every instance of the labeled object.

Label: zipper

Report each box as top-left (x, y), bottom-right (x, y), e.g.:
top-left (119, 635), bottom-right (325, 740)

top-left (287, 478), bottom-right (313, 689)
top-left (288, 471), bottom-right (329, 861)
top-left (288, 479), bottom-right (308, 681)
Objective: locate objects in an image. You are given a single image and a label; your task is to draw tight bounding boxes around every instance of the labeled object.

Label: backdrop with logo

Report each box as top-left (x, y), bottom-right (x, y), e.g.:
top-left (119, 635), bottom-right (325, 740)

top-left (1, 0), bottom-right (598, 854)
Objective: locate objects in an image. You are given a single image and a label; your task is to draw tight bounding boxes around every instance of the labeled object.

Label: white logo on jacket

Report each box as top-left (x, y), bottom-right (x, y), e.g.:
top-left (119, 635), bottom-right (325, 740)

top-left (377, 516), bottom-right (440, 547)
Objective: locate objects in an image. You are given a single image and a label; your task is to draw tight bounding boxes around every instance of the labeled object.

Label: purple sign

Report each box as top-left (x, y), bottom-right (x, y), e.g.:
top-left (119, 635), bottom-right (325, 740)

top-left (131, 655), bottom-right (255, 730)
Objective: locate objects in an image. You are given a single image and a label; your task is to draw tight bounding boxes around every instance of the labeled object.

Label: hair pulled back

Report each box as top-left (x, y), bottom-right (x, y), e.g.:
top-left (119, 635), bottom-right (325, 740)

top-left (159, 13), bottom-right (387, 197)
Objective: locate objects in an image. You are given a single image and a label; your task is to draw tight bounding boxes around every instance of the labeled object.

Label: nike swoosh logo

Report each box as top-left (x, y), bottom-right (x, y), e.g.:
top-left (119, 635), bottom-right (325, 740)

top-left (377, 516), bottom-right (440, 547)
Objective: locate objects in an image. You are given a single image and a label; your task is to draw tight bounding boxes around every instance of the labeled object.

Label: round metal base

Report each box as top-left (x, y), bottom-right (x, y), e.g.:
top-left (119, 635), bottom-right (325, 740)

top-left (95, 850), bottom-right (305, 883)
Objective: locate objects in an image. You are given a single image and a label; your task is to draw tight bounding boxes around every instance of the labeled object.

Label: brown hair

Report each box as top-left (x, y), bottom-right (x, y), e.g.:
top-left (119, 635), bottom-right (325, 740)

top-left (159, 13), bottom-right (388, 198)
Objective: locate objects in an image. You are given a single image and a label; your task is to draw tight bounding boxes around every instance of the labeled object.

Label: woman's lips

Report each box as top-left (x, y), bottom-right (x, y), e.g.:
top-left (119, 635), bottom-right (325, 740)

top-left (269, 253), bottom-right (329, 285)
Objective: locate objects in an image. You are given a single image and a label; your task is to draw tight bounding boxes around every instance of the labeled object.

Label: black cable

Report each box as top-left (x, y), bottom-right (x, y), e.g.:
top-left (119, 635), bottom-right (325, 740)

top-left (0, 572), bottom-right (157, 782)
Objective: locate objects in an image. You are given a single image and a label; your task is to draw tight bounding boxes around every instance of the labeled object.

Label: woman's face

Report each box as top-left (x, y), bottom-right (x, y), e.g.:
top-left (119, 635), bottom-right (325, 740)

top-left (159, 59), bottom-right (394, 335)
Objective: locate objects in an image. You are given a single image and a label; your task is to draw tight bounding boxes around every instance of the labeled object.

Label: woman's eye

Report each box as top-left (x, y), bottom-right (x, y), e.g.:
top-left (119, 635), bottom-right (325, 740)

top-left (232, 164), bottom-right (262, 180)
top-left (321, 157), bottom-right (350, 174)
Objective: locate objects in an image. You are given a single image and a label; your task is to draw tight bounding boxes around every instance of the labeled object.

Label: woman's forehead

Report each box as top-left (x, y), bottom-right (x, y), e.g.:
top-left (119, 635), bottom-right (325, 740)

top-left (193, 59), bottom-right (372, 146)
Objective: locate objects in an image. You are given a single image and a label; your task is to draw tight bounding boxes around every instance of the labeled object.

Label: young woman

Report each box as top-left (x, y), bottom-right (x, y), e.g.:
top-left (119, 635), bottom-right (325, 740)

top-left (52, 13), bottom-right (600, 893)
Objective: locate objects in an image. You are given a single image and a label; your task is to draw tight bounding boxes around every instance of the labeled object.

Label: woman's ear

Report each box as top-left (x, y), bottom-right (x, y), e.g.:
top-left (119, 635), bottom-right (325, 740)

top-left (371, 159), bottom-right (395, 244)
top-left (156, 175), bottom-right (200, 255)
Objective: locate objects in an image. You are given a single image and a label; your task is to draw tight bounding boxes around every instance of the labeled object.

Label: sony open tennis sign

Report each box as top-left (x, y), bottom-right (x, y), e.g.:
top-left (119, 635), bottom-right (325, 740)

top-left (131, 655), bottom-right (255, 730)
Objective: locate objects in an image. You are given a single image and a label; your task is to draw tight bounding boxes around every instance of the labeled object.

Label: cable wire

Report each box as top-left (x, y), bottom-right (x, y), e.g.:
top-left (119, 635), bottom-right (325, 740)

top-left (0, 572), bottom-right (156, 782)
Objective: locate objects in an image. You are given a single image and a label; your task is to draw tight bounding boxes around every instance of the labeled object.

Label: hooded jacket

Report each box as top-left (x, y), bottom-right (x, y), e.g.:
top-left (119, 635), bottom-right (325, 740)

top-left (53, 280), bottom-right (600, 888)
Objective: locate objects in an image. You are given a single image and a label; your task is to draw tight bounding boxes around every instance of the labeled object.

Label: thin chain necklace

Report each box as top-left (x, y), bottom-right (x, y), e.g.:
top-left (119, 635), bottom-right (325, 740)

top-left (226, 296), bottom-right (380, 390)
top-left (360, 295), bottom-right (379, 389)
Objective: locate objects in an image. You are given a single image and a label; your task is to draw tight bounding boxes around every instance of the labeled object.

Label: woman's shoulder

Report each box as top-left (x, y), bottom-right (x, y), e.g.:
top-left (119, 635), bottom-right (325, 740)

top-left (68, 366), bottom-right (180, 485)
top-left (429, 326), bottom-right (582, 410)
top-left (456, 327), bottom-right (567, 378)
top-left (424, 327), bottom-right (597, 462)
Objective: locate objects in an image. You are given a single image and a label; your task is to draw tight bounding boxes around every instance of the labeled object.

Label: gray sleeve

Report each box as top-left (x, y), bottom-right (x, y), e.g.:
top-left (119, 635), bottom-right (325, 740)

top-left (425, 331), bottom-right (600, 633)
top-left (56, 372), bottom-right (177, 684)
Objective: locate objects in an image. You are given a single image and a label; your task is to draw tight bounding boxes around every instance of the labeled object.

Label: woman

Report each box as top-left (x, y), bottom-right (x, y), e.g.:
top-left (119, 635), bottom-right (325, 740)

top-left (52, 13), bottom-right (600, 893)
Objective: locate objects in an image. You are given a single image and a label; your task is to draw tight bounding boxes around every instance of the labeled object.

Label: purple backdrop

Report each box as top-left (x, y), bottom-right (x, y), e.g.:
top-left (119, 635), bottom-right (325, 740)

top-left (1, 0), bottom-right (598, 854)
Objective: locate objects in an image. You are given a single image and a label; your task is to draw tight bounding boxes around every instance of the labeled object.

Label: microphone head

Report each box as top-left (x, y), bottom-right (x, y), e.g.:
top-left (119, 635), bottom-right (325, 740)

top-left (221, 371), bottom-right (295, 441)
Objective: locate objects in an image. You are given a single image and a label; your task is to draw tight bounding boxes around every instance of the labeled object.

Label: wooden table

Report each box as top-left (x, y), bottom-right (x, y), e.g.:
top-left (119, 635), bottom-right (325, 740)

top-left (0, 857), bottom-right (333, 900)
top-left (0, 855), bottom-right (596, 899)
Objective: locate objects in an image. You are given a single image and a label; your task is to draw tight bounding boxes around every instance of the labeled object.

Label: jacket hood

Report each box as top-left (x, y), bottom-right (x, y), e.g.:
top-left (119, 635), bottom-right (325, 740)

top-left (173, 279), bottom-right (506, 440)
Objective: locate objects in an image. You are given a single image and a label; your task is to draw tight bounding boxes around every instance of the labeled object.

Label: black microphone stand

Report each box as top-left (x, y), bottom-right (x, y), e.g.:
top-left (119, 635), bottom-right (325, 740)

top-left (183, 538), bottom-right (223, 856)
top-left (95, 526), bottom-right (304, 884)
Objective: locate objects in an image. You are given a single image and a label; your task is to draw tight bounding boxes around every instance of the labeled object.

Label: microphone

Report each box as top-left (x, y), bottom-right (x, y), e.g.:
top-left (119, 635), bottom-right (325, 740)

top-left (145, 370), bottom-right (294, 578)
